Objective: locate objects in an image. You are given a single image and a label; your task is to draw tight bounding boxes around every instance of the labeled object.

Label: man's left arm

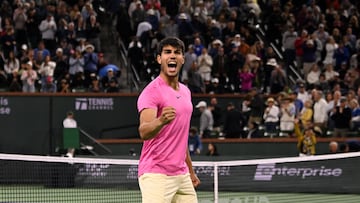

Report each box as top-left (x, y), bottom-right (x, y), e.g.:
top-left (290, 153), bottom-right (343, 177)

top-left (186, 149), bottom-right (200, 187)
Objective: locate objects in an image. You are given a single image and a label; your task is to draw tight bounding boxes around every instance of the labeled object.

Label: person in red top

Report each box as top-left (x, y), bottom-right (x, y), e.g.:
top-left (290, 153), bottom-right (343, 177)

top-left (239, 64), bottom-right (255, 93)
top-left (294, 29), bottom-right (308, 74)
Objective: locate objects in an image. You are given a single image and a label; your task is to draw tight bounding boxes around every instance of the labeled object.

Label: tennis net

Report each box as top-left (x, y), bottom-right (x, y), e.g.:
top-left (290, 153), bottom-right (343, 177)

top-left (1, 152), bottom-right (360, 203)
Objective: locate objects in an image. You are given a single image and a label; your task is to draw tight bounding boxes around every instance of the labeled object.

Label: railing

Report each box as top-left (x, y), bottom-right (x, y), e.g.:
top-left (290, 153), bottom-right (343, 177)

top-left (78, 127), bottom-right (112, 155)
top-left (257, 25), bottom-right (303, 87)
top-left (116, 34), bottom-right (142, 93)
top-left (99, 124), bottom-right (139, 139)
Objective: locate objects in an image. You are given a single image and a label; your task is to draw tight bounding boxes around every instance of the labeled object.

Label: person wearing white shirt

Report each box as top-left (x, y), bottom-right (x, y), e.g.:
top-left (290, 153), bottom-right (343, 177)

top-left (39, 55), bottom-right (56, 90)
top-left (313, 90), bottom-right (328, 130)
top-left (306, 64), bottom-right (321, 88)
top-left (195, 101), bottom-right (214, 138)
top-left (182, 44), bottom-right (197, 82)
top-left (297, 83), bottom-right (310, 104)
top-left (323, 36), bottom-right (338, 65)
top-left (4, 51), bottom-right (20, 76)
top-left (136, 21), bottom-right (152, 38)
top-left (128, 0), bottom-right (143, 18)
top-left (326, 90), bottom-right (341, 113)
top-left (21, 61), bottom-right (38, 92)
top-left (324, 63), bottom-right (339, 82)
top-left (197, 48), bottom-right (213, 82)
top-left (63, 111), bottom-right (77, 157)
top-left (280, 97), bottom-right (296, 133)
top-left (63, 111), bottom-right (77, 128)
top-left (349, 99), bottom-right (360, 130)
top-left (39, 55), bottom-right (56, 76)
top-left (38, 13), bottom-right (57, 54)
top-left (263, 97), bottom-right (280, 136)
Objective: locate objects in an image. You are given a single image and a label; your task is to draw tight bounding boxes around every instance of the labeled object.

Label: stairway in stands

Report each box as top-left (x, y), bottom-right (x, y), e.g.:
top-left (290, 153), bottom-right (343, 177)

top-left (98, 13), bottom-right (131, 93)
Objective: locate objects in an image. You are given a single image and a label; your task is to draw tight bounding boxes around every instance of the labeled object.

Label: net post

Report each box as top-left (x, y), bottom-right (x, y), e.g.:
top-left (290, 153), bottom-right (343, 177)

top-left (214, 162), bottom-right (218, 203)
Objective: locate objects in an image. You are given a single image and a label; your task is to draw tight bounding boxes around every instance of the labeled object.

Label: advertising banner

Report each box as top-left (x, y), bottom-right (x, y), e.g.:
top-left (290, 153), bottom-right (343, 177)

top-left (71, 156), bottom-right (360, 194)
top-left (0, 155), bottom-right (359, 194)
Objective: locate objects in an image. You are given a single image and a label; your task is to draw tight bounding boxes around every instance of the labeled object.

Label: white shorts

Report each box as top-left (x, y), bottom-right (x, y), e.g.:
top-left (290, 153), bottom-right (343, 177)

top-left (280, 121), bottom-right (294, 131)
top-left (139, 173), bottom-right (198, 203)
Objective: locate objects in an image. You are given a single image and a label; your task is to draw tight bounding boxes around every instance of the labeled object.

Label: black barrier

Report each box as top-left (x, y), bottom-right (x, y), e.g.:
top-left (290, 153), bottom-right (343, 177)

top-left (0, 94), bottom-right (245, 155)
top-left (0, 96), bottom-right (50, 154)
top-left (0, 95), bottom-right (140, 155)
top-left (2, 94), bottom-right (350, 156)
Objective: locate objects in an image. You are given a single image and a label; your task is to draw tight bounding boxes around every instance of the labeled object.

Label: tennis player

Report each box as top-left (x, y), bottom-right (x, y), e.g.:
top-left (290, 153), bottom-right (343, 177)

top-left (137, 37), bottom-right (200, 203)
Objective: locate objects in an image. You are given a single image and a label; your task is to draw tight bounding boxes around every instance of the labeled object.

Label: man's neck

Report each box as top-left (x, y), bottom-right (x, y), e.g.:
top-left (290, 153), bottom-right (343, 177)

top-left (160, 74), bottom-right (179, 90)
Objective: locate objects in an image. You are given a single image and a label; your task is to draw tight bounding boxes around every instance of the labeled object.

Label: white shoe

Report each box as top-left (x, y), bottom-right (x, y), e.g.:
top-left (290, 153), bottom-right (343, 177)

top-left (66, 152), bottom-right (73, 158)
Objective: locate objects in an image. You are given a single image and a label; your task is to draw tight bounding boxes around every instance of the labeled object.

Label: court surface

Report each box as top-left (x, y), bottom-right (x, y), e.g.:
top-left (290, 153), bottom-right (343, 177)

top-left (2, 186), bottom-right (360, 203)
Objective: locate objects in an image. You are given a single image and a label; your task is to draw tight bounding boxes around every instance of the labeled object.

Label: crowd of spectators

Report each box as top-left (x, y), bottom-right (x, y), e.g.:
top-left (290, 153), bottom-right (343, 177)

top-left (113, 0), bottom-right (360, 100)
top-left (112, 0), bottom-right (360, 142)
top-left (2, 1), bottom-right (360, 140)
top-left (194, 89), bottom-right (358, 155)
top-left (0, 0), bottom-right (123, 93)
top-left (3, 1), bottom-right (360, 96)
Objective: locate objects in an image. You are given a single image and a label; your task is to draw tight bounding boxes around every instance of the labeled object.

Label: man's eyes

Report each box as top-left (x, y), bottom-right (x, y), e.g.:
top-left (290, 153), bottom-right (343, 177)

top-left (163, 50), bottom-right (181, 54)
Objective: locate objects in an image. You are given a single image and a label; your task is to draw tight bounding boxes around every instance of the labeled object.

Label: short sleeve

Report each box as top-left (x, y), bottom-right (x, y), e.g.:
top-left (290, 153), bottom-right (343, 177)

top-left (137, 85), bottom-right (158, 113)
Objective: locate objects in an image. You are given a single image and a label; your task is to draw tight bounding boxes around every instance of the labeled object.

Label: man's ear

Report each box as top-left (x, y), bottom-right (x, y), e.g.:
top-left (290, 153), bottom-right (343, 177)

top-left (156, 54), bottom-right (161, 64)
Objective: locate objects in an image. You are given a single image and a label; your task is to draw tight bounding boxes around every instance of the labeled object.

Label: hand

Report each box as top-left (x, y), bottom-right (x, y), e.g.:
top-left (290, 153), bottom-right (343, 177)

top-left (332, 108), bottom-right (337, 113)
top-left (190, 173), bottom-right (200, 188)
top-left (159, 106), bottom-right (176, 125)
top-left (196, 149), bottom-right (201, 155)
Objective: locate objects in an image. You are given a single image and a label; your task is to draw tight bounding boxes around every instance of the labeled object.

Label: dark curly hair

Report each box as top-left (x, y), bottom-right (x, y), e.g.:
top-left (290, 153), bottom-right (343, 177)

top-left (157, 37), bottom-right (185, 55)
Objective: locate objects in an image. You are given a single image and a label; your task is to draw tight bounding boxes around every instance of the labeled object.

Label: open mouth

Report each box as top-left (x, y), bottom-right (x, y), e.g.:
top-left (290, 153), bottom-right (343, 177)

top-left (168, 62), bottom-right (176, 68)
top-left (168, 62), bottom-right (177, 70)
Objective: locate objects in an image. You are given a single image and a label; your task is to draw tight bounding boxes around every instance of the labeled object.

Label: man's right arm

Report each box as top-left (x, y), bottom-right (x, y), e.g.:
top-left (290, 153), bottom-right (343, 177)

top-left (138, 108), bottom-right (164, 140)
top-left (139, 107), bottom-right (175, 140)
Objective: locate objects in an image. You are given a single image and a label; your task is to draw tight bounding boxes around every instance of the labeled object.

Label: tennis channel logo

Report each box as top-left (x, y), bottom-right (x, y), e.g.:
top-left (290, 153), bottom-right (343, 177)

top-left (254, 163), bottom-right (342, 181)
top-left (75, 98), bottom-right (114, 111)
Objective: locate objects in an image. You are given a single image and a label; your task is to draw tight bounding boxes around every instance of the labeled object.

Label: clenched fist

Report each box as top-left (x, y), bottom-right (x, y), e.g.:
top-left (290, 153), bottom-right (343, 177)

top-left (159, 106), bottom-right (176, 125)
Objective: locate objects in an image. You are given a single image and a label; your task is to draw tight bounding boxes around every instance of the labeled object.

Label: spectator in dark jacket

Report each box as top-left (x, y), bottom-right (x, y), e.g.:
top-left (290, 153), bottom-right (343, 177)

top-left (83, 44), bottom-right (98, 85)
top-left (339, 140), bottom-right (360, 152)
top-left (188, 127), bottom-right (202, 156)
top-left (226, 43), bottom-right (245, 92)
top-left (206, 143), bottom-right (219, 156)
top-left (246, 121), bottom-right (261, 139)
top-left (187, 62), bottom-right (205, 93)
top-left (246, 87), bottom-right (265, 125)
top-left (128, 37), bottom-right (145, 79)
top-left (302, 39), bottom-right (317, 78)
top-left (86, 15), bottom-right (101, 52)
top-left (223, 102), bottom-right (245, 138)
top-left (330, 97), bottom-right (352, 137)
top-left (177, 13), bottom-right (194, 46)
top-left (209, 97), bottom-right (223, 132)
top-left (334, 41), bottom-right (350, 70)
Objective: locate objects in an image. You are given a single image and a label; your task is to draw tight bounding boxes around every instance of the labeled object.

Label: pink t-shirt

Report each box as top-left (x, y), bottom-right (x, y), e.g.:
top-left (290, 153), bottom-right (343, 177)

top-left (137, 76), bottom-right (193, 176)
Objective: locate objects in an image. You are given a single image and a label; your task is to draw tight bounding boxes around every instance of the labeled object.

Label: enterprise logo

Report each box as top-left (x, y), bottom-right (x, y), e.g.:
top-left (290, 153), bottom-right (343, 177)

top-left (254, 164), bottom-right (342, 181)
